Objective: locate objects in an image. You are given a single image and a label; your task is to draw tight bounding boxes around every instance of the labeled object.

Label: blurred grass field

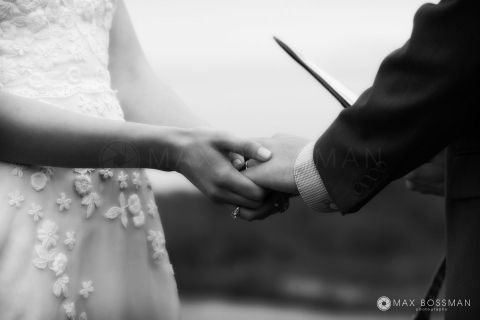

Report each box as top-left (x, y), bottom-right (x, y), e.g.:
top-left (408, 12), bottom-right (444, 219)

top-left (155, 177), bottom-right (445, 315)
top-left (181, 299), bottom-right (405, 320)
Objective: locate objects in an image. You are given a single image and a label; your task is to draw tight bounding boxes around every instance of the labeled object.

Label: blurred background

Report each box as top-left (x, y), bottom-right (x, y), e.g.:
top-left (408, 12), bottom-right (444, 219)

top-left (125, 0), bottom-right (444, 319)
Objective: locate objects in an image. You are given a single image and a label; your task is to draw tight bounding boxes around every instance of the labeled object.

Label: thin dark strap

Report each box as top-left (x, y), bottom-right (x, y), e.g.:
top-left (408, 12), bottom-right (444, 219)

top-left (413, 257), bottom-right (446, 320)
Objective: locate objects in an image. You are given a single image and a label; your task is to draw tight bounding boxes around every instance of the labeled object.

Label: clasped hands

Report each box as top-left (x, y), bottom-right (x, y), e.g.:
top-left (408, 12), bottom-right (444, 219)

top-left (174, 128), bottom-right (308, 221)
top-left (174, 128), bottom-right (446, 222)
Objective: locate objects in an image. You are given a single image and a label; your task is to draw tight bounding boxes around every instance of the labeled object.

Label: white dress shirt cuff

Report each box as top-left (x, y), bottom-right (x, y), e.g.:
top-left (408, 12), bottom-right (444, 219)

top-left (293, 142), bottom-right (338, 212)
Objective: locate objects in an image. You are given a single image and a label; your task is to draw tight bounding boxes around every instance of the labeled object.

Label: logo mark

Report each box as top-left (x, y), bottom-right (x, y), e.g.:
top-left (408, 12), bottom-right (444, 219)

top-left (377, 296), bottom-right (391, 311)
top-left (99, 141), bottom-right (140, 168)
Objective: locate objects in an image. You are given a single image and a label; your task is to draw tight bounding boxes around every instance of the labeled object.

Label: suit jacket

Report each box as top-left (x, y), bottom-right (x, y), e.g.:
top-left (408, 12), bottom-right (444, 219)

top-left (313, 0), bottom-right (480, 318)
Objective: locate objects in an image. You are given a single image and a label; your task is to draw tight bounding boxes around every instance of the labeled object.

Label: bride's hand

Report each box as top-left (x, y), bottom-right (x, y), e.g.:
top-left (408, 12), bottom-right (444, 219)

top-left (173, 128), bottom-right (273, 208)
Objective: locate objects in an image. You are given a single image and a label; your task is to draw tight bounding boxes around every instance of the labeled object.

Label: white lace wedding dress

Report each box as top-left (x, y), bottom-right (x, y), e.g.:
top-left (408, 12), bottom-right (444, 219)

top-left (0, 1), bottom-right (179, 319)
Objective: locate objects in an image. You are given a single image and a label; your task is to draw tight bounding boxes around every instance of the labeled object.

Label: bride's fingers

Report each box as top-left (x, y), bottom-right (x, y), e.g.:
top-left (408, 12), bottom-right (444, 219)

top-left (243, 165), bottom-right (271, 189)
top-left (221, 168), bottom-right (267, 202)
top-left (211, 189), bottom-right (263, 209)
top-left (229, 152), bottom-right (245, 170)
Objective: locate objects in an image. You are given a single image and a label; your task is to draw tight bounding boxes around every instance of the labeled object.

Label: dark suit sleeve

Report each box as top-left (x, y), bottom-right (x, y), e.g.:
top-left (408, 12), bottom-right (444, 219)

top-left (314, 0), bottom-right (480, 213)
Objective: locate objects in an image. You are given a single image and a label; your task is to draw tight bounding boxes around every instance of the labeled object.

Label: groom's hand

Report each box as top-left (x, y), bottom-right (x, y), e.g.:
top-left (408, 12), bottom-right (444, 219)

top-left (405, 149), bottom-right (446, 196)
top-left (235, 134), bottom-right (309, 221)
top-left (244, 134), bottom-right (309, 194)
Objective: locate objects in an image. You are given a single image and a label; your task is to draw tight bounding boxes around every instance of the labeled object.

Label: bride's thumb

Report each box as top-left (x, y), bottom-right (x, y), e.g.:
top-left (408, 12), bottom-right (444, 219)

top-left (218, 136), bottom-right (272, 162)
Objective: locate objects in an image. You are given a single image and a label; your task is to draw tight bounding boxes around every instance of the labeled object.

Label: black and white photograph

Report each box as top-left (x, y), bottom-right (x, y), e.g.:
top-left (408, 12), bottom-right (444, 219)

top-left (0, 0), bottom-right (478, 319)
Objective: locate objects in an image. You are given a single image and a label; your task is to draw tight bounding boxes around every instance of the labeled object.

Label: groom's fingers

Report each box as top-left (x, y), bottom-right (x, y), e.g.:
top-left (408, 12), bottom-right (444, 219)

top-left (405, 179), bottom-right (444, 196)
top-left (238, 193), bottom-right (288, 221)
top-left (405, 163), bottom-right (444, 182)
top-left (216, 135), bottom-right (272, 162)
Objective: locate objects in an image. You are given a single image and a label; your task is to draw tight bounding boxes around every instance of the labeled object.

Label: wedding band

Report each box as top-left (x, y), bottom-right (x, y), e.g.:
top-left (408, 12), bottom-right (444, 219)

top-left (232, 206), bottom-right (240, 220)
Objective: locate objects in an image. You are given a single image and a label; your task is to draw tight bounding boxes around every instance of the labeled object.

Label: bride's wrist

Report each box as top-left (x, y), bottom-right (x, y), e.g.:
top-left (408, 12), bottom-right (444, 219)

top-left (126, 123), bottom-right (186, 171)
top-left (134, 125), bottom-right (190, 171)
top-left (162, 127), bottom-right (207, 174)
top-left (165, 127), bottom-right (192, 172)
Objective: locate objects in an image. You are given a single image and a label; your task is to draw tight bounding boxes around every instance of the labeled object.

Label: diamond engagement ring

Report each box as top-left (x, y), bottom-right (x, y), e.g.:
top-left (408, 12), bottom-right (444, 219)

top-left (231, 206), bottom-right (240, 219)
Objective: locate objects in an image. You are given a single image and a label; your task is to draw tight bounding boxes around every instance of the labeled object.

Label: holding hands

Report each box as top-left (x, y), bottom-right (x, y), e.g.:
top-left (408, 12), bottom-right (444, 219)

top-left (234, 134), bottom-right (309, 221)
top-left (244, 134), bottom-right (309, 194)
top-left (173, 129), bottom-right (308, 220)
top-left (178, 128), bottom-right (445, 222)
top-left (173, 128), bottom-right (273, 208)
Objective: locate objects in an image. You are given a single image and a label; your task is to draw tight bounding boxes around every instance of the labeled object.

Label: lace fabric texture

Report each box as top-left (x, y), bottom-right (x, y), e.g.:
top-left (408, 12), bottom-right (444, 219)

top-left (0, 1), bottom-right (180, 319)
top-left (0, 0), bottom-right (124, 120)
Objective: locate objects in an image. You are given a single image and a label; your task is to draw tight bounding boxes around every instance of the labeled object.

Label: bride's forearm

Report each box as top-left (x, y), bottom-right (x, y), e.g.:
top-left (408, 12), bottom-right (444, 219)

top-left (0, 93), bottom-right (186, 170)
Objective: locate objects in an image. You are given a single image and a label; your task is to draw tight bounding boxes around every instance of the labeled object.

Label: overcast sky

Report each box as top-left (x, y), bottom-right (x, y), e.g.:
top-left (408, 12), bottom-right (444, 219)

top-left (124, 0), bottom-right (433, 190)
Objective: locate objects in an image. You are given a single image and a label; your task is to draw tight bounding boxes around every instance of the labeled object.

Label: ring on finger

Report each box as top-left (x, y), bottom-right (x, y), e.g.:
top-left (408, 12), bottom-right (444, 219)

top-left (232, 206), bottom-right (241, 220)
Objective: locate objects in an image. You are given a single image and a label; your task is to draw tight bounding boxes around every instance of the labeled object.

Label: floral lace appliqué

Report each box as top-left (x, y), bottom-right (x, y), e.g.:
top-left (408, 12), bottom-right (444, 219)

top-left (79, 280), bottom-right (94, 298)
top-left (7, 190), bottom-right (25, 208)
top-left (117, 171), bottom-right (128, 190)
top-left (27, 203), bottom-right (44, 222)
top-left (147, 230), bottom-right (167, 263)
top-left (31, 171), bottom-right (49, 191)
top-left (32, 244), bottom-right (57, 269)
top-left (50, 252), bottom-right (68, 276)
top-left (98, 168), bottom-right (113, 180)
top-left (132, 212), bottom-right (145, 227)
top-left (63, 300), bottom-right (76, 320)
top-left (37, 220), bottom-right (59, 249)
top-left (64, 231), bottom-right (76, 251)
top-left (104, 192), bottom-right (128, 228)
top-left (127, 194), bottom-right (145, 227)
top-left (74, 174), bottom-right (93, 196)
top-left (81, 192), bottom-right (101, 218)
top-left (53, 274), bottom-right (69, 298)
top-left (147, 199), bottom-right (158, 218)
top-left (132, 171), bottom-right (142, 189)
top-left (11, 166), bottom-right (24, 177)
top-left (127, 194), bottom-right (142, 214)
top-left (56, 192), bottom-right (72, 212)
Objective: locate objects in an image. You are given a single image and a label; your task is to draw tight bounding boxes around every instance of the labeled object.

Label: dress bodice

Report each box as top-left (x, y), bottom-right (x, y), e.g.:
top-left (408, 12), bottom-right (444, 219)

top-left (0, 0), bottom-right (124, 120)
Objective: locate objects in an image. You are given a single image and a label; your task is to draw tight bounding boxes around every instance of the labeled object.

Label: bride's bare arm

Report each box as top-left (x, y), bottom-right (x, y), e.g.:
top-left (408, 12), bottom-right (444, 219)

top-left (0, 93), bottom-right (182, 169)
top-left (0, 93), bottom-right (270, 207)
top-left (108, 0), bottom-right (206, 128)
